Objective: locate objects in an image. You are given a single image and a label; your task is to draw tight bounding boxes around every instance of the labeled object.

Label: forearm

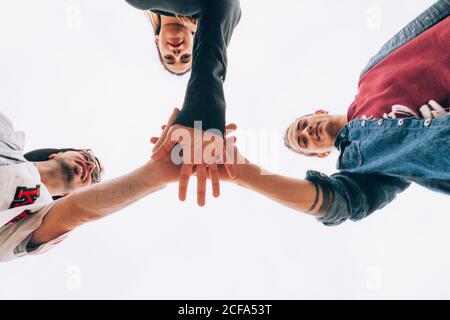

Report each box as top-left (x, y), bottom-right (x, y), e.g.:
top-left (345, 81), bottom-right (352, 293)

top-left (31, 161), bottom-right (166, 245)
top-left (174, 0), bottom-right (241, 133)
top-left (175, 73), bottom-right (226, 133)
top-left (68, 161), bottom-right (165, 223)
top-left (174, 33), bottom-right (228, 133)
top-left (235, 163), bottom-right (325, 217)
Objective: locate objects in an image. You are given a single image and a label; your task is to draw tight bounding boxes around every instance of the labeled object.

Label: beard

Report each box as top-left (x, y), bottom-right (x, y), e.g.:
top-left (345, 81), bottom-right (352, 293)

top-left (55, 157), bottom-right (75, 191)
top-left (325, 121), bottom-right (340, 143)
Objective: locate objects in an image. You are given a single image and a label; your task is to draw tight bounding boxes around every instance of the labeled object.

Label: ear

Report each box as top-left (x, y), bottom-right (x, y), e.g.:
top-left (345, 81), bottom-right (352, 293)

top-left (316, 151), bottom-right (331, 159)
top-left (155, 35), bottom-right (160, 47)
top-left (48, 152), bottom-right (63, 160)
top-left (315, 109), bottom-right (329, 115)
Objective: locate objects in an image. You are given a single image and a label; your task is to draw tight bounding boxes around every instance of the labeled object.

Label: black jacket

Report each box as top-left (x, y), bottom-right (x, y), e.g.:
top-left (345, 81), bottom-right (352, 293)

top-left (125, 0), bottom-right (242, 134)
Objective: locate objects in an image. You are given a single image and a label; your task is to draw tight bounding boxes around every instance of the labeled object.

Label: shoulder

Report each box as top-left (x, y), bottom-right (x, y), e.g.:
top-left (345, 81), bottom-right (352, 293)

top-left (0, 201), bottom-right (56, 262)
top-left (0, 111), bottom-right (26, 154)
top-left (218, 0), bottom-right (241, 15)
top-left (0, 110), bottom-right (14, 128)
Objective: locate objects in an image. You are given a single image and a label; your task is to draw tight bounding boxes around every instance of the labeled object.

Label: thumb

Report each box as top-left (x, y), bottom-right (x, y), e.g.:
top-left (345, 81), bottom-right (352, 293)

top-left (151, 134), bottom-right (178, 160)
top-left (225, 123), bottom-right (237, 136)
top-left (150, 137), bottom-right (159, 144)
top-left (167, 108), bottom-right (181, 126)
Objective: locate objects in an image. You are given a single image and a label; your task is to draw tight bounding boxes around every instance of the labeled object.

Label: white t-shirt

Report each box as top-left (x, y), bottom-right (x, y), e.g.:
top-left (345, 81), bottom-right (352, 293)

top-left (0, 111), bottom-right (67, 262)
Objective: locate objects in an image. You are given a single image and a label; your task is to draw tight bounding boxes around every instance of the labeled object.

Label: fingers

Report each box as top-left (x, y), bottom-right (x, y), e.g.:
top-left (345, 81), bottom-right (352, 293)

top-left (150, 137), bottom-right (159, 144)
top-left (167, 108), bottom-right (181, 125)
top-left (150, 125), bottom-right (167, 149)
top-left (153, 116), bottom-right (237, 204)
top-left (152, 135), bottom-right (178, 160)
top-left (152, 124), bottom-right (173, 153)
top-left (152, 108), bottom-right (180, 153)
top-left (224, 163), bottom-right (238, 179)
top-left (208, 163), bottom-right (221, 198)
top-left (178, 163), bottom-right (221, 205)
top-left (152, 135), bottom-right (166, 153)
top-left (196, 164), bottom-right (208, 207)
top-left (225, 123), bottom-right (237, 135)
top-left (224, 136), bottom-right (238, 179)
top-left (179, 164), bottom-right (193, 202)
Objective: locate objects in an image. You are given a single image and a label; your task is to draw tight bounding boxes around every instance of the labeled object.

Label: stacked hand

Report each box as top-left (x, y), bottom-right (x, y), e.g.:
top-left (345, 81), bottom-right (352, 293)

top-left (150, 108), bottom-right (239, 206)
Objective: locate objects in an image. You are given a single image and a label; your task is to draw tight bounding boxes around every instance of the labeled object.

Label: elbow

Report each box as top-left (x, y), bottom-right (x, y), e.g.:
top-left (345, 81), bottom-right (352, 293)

top-left (316, 204), bottom-right (352, 227)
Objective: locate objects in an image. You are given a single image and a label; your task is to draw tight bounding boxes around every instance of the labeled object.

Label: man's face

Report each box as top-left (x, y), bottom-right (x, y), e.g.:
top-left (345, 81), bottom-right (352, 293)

top-left (50, 150), bottom-right (103, 193)
top-left (285, 111), bottom-right (341, 157)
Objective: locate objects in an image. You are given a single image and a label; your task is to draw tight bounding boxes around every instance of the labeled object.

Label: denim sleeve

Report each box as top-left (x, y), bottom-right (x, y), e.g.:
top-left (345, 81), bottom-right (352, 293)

top-left (305, 171), bottom-right (412, 226)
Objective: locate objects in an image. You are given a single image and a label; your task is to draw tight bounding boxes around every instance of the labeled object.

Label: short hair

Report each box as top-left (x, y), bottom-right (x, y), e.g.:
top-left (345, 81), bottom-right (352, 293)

top-left (24, 147), bottom-right (102, 171)
top-left (24, 148), bottom-right (79, 162)
top-left (283, 114), bottom-right (317, 157)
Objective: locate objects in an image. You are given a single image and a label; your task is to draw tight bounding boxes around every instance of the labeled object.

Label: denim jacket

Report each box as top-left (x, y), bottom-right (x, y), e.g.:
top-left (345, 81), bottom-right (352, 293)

top-left (306, 0), bottom-right (450, 226)
top-left (307, 115), bottom-right (450, 226)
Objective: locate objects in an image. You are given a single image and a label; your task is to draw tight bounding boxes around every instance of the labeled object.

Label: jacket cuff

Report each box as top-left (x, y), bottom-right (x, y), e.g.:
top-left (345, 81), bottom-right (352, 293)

top-left (174, 111), bottom-right (225, 135)
top-left (305, 171), bottom-right (350, 227)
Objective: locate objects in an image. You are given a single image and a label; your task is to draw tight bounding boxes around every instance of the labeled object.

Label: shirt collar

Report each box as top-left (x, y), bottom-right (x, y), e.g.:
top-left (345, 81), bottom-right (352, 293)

top-left (334, 125), bottom-right (350, 152)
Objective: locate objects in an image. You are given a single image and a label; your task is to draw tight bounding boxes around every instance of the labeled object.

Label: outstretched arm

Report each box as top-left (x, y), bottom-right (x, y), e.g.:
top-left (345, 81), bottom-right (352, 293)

top-left (148, 1), bottom-right (242, 205)
top-left (30, 109), bottom-right (182, 247)
top-left (234, 163), bottom-right (326, 217)
top-left (125, 0), bottom-right (242, 133)
top-left (174, 0), bottom-right (242, 133)
top-left (30, 157), bottom-right (177, 247)
top-left (229, 151), bottom-right (411, 225)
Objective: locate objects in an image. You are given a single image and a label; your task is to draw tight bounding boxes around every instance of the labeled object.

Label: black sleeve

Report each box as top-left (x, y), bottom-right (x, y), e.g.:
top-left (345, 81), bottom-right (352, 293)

top-left (125, 0), bottom-right (242, 134)
top-left (173, 0), bottom-right (242, 134)
top-left (124, 0), bottom-right (202, 16)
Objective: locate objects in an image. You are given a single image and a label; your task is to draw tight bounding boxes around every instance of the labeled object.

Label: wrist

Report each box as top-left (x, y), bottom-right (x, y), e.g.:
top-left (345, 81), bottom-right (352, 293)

top-left (144, 161), bottom-right (168, 190)
top-left (234, 161), bottom-right (256, 186)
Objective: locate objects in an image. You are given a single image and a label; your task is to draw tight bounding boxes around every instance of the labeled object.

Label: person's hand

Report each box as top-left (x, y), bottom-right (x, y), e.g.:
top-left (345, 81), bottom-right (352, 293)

top-left (150, 113), bottom-right (237, 206)
top-left (200, 135), bottom-right (248, 184)
top-left (149, 109), bottom-right (183, 186)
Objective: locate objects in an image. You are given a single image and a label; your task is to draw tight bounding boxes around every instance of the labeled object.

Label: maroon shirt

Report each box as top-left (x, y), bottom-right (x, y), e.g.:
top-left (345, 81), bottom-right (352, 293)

top-left (348, 17), bottom-right (450, 121)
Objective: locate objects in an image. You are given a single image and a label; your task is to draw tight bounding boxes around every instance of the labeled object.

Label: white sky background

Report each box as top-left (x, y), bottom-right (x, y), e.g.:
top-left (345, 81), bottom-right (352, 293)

top-left (0, 0), bottom-right (448, 299)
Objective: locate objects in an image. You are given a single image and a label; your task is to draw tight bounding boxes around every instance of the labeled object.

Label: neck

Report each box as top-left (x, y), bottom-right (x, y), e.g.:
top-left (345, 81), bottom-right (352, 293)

top-left (331, 115), bottom-right (349, 144)
top-left (337, 115), bottom-right (348, 130)
top-left (34, 161), bottom-right (65, 197)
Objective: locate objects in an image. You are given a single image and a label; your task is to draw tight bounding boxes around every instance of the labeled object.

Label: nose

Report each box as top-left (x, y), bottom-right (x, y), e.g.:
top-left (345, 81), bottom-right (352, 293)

top-left (307, 126), bottom-right (314, 136)
top-left (171, 48), bottom-right (182, 56)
